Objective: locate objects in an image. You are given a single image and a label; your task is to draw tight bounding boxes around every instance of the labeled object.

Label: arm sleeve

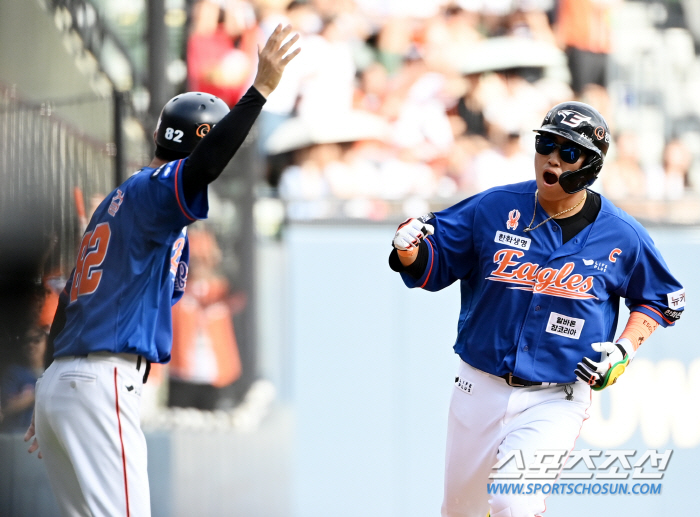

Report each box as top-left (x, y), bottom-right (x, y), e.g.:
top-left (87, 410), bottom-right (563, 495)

top-left (397, 197), bottom-right (480, 291)
top-left (619, 310), bottom-right (659, 351)
top-left (182, 86), bottom-right (267, 199)
top-left (617, 229), bottom-right (685, 327)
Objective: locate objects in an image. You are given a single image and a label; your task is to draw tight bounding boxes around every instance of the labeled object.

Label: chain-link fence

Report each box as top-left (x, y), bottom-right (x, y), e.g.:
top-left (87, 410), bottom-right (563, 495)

top-left (0, 85), bottom-right (115, 277)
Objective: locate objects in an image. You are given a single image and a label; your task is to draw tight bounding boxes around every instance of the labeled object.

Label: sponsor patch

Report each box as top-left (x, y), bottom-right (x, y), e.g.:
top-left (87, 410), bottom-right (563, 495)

top-left (582, 258), bottom-right (607, 272)
top-left (667, 288), bottom-right (686, 309)
top-left (494, 231), bottom-right (531, 250)
top-left (196, 123), bottom-right (211, 137)
top-left (455, 376), bottom-right (474, 395)
top-left (418, 212), bottom-right (435, 224)
top-left (546, 312), bottom-right (585, 340)
top-left (663, 309), bottom-right (682, 321)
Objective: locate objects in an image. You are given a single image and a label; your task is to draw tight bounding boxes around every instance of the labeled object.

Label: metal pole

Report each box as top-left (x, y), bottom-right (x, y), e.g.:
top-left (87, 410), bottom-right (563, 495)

top-left (147, 0), bottom-right (169, 135)
top-left (113, 89), bottom-right (125, 186)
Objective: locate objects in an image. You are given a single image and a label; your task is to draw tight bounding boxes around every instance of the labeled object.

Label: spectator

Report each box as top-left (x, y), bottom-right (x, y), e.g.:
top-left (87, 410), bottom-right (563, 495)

top-left (168, 226), bottom-right (242, 410)
top-left (455, 73), bottom-right (488, 137)
top-left (468, 130), bottom-right (532, 192)
top-left (646, 138), bottom-right (694, 200)
top-left (0, 327), bottom-right (46, 432)
top-left (601, 131), bottom-right (648, 200)
top-left (278, 144), bottom-right (334, 220)
top-left (354, 62), bottom-right (390, 114)
top-left (421, 4), bottom-right (484, 74)
top-left (187, 0), bottom-right (259, 107)
top-left (555, 0), bottom-right (621, 96)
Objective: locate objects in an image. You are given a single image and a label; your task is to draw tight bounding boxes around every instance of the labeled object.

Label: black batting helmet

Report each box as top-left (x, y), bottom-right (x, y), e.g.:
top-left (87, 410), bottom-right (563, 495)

top-left (534, 101), bottom-right (611, 194)
top-left (155, 92), bottom-right (230, 154)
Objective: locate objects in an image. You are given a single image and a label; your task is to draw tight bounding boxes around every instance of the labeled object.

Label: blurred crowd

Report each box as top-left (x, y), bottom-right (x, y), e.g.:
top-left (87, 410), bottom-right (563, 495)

top-left (186, 0), bottom-right (700, 221)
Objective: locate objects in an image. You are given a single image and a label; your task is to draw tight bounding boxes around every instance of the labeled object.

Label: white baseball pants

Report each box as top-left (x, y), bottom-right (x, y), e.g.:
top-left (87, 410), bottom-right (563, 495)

top-left (35, 353), bottom-right (150, 517)
top-left (441, 360), bottom-right (591, 517)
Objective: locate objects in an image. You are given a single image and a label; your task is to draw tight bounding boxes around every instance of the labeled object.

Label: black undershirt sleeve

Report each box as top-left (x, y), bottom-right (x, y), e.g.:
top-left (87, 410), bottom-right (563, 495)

top-left (181, 86), bottom-right (266, 202)
top-left (388, 242), bottom-right (429, 279)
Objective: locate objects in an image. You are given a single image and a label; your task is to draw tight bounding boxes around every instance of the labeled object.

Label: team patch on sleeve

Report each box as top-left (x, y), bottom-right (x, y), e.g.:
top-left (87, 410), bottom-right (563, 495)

top-left (663, 308), bottom-right (683, 321)
top-left (666, 288), bottom-right (685, 310)
top-left (546, 312), bottom-right (585, 340)
top-left (417, 212), bottom-right (435, 224)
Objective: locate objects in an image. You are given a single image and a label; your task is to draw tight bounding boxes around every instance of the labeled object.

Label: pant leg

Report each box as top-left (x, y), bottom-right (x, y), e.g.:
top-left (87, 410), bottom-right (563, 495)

top-left (36, 356), bottom-right (151, 517)
top-left (489, 381), bottom-right (591, 517)
top-left (35, 362), bottom-right (91, 516)
top-left (442, 361), bottom-right (514, 517)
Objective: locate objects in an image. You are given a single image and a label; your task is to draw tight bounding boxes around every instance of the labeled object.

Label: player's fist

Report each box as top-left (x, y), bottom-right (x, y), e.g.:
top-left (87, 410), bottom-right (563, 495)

top-left (575, 338), bottom-right (634, 391)
top-left (393, 218), bottom-right (434, 251)
top-left (253, 24), bottom-right (301, 98)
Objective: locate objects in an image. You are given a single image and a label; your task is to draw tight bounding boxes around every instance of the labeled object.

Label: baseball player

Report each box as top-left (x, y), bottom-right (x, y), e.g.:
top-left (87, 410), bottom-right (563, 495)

top-left (23, 25), bottom-right (300, 517)
top-left (390, 102), bottom-right (684, 517)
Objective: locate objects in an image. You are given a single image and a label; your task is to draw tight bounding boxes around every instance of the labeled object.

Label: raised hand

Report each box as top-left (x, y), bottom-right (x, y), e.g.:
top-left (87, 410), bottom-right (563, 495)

top-left (253, 24), bottom-right (301, 98)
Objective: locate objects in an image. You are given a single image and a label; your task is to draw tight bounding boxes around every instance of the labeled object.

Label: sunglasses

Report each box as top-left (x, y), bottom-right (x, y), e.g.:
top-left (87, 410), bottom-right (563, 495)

top-left (535, 135), bottom-right (585, 164)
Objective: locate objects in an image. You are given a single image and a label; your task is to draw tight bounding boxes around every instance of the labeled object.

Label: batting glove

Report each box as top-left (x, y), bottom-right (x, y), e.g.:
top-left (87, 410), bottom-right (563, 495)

top-left (575, 338), bottom-right (635, 391)
top-left (392, 218), bottom-right (434, 251)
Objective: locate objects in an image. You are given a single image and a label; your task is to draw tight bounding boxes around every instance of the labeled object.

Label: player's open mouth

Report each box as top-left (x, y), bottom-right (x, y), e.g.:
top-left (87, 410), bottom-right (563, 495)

top-left (543, 171), bottom-right (558, 185)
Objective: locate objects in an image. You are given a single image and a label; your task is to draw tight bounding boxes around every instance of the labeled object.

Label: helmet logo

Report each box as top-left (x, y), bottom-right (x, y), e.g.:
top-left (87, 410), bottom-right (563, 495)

top-left (557, 110), bottom-right (592, 128)
top-left (594, 126), bottom-right (606, 141)
top-left (196, 123), bottom-right (212, 137)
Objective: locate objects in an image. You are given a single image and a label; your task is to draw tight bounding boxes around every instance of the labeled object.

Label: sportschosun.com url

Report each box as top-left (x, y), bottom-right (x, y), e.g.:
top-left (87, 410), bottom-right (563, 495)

top-left (487, 482), bottom-right (662, 496)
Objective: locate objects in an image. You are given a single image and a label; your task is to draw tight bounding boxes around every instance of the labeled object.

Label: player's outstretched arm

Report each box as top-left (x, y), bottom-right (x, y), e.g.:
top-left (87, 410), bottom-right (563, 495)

top-left (182, 24), bottom-right (300, 195)
top-left (388, 217), bottom-right (434, 278)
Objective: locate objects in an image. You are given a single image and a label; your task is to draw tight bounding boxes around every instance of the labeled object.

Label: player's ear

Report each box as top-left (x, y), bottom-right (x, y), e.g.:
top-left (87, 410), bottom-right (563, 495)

top-left (153, 130), bottom-right (157, 144)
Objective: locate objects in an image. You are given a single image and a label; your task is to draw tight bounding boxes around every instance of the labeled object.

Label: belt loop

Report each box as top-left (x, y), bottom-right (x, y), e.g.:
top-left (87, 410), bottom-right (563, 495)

top-left (143, 361), bottom-right (151, 384)
top-left (136, 355), bottom-right (142, 371)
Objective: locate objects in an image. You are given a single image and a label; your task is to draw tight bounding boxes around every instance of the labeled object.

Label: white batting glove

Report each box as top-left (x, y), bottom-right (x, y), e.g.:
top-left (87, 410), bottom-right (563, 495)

top-left (393, 218), bottom-right (434, 251)
top-left (575, 338), bottom-right (635, 391)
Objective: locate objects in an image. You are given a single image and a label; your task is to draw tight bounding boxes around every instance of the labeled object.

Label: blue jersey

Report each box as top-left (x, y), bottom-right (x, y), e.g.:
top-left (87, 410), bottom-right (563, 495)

top-left (53, 158), bottom-right (207, 363)
top-left (400, 181), bottom-right (685, 384)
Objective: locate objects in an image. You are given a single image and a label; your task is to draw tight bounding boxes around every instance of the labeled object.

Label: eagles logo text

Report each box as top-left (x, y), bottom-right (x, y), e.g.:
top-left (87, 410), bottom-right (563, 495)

top-left (487, 249), bottom-right (596, 300)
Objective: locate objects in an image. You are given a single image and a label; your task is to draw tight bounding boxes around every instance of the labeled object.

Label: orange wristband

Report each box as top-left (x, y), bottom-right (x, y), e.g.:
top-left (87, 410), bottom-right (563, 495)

top-left (620, 311), bottom-right (659, 351)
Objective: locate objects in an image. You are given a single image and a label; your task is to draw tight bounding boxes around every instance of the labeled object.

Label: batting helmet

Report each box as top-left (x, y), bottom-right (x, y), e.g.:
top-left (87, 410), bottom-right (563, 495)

top-left (534, 101), bottom-right (610, 194)
top-left (155, 92), bottom-right (230, 154)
